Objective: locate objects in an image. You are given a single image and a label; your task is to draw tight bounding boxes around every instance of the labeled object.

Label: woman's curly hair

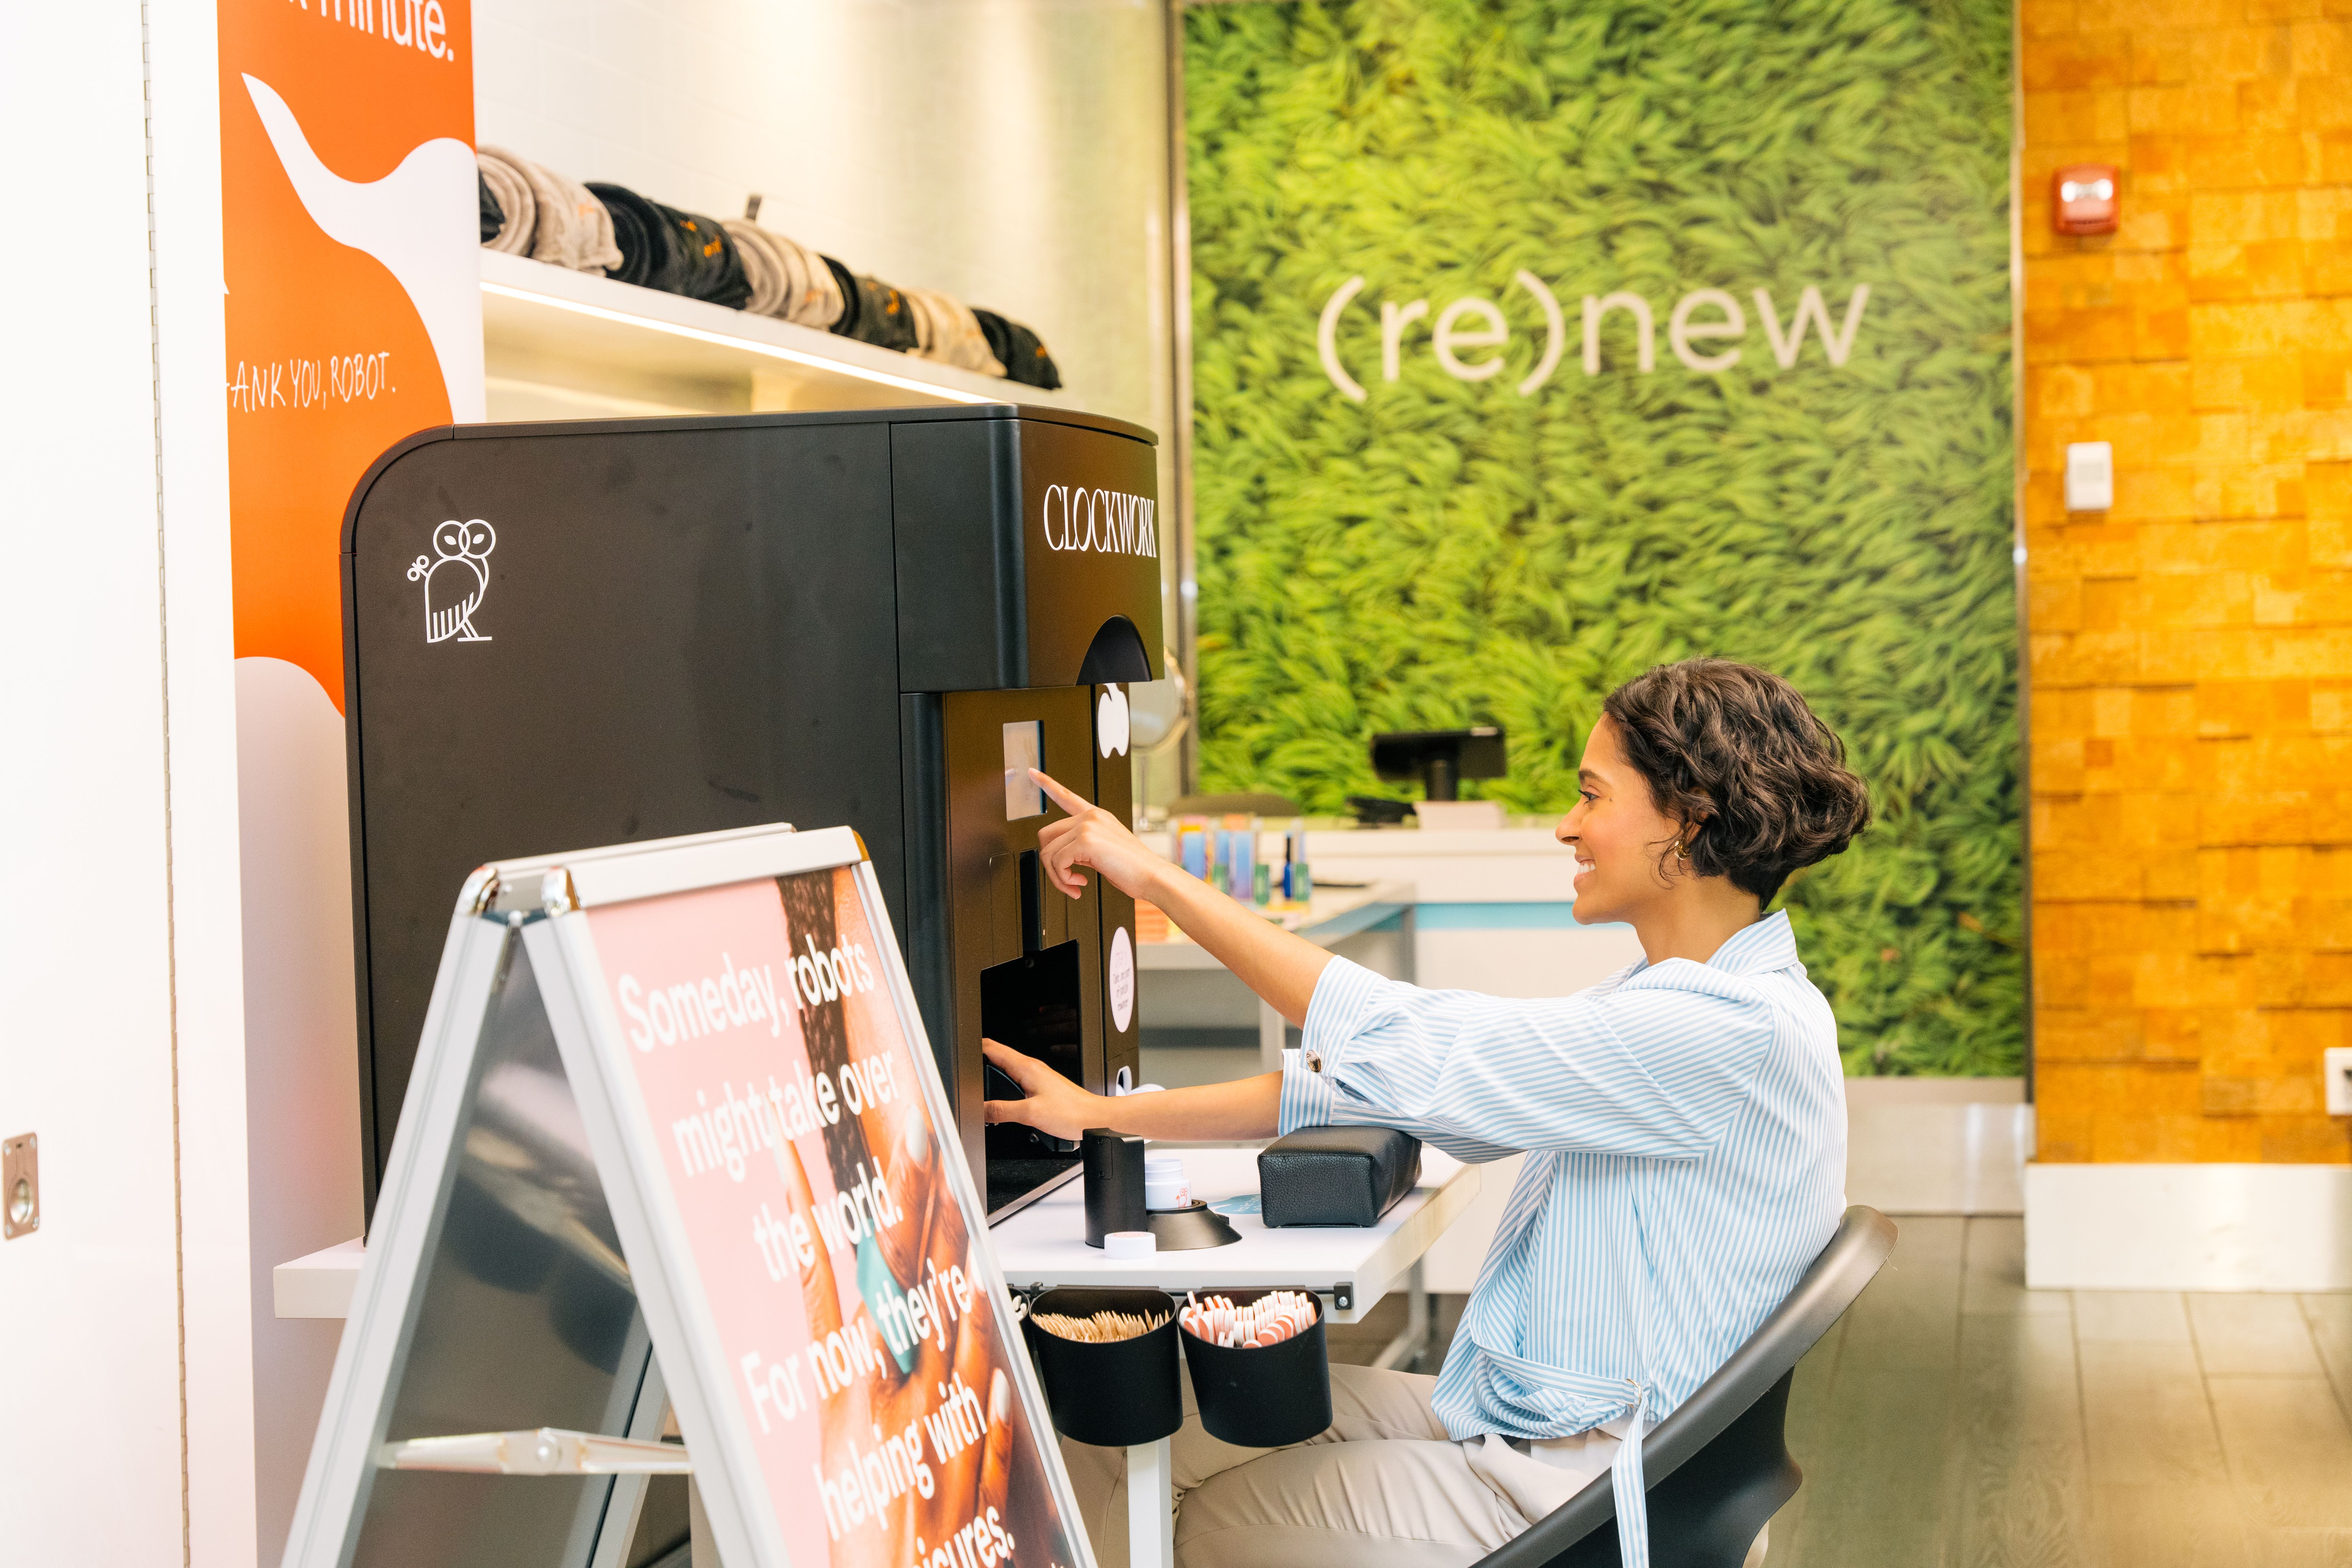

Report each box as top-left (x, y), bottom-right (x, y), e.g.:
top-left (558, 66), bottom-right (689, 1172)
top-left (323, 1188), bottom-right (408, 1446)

top-left (1601, 659), bottom-right (1873, 903)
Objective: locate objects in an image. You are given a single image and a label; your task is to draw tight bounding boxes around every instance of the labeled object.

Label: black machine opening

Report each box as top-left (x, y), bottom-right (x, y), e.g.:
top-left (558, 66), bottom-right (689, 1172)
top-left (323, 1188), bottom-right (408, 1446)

top-left (980, 938), bottom-right (1083, 1214)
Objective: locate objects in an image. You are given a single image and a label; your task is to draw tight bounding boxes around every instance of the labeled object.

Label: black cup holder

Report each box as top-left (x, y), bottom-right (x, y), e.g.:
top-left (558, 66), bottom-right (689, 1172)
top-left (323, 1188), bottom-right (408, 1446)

top-left (1146, 1201), bottom-right (1241, 1251)
top-left (1178, 1286), bottom-right (1333, 1448)
top-left (1021, 1286), bottom-right (1183, 1447)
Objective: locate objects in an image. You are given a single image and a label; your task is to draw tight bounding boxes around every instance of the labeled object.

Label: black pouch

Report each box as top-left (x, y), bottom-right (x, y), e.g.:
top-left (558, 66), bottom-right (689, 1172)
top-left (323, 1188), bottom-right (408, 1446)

top-left (972, 307), bottom-right (1064, 389)
top-left (656, 204), bottom-right (751, 309)
top-left (586, 181), bottom-right (677, 291)
top-left (1257, 1126), bottom-right (1422, 1227)
top-left (824, 257), bottom-right (921, 352)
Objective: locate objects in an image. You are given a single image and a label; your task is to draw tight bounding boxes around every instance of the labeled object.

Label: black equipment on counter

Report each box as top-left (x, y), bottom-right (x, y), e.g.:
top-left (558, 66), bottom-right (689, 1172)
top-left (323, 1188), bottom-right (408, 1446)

top-left (341, 404), bottom-right (1162, 1224)
top-left (1145, 1202), bottom-right (1240, 1251)
top-left (1081, 1128), bottom-right (1147, 1247)
top-left (1371, 725), bottom-right (1506, 802)
top-left (1257, 1126), bottom-right (1423, 1227)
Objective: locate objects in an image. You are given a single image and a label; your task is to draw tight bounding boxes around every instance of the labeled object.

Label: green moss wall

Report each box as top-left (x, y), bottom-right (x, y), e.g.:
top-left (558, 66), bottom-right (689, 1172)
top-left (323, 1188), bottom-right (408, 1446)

top-left (1185, 0), bottom-right (2020, 1075)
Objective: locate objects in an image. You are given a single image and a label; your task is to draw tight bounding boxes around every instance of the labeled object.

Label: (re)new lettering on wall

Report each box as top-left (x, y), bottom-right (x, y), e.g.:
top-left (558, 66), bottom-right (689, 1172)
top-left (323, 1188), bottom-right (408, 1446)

top-left (1317, 276), bottom-right (1870, 400)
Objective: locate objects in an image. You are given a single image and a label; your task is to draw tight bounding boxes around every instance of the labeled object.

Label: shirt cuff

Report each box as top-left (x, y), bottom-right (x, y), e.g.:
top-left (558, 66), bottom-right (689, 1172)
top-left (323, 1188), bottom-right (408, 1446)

top-left (1276, 958), bottom-right (1385, 1135)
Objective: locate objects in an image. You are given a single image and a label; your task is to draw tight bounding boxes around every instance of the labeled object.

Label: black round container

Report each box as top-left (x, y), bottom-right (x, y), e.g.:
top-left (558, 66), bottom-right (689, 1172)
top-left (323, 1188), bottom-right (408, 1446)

top-left (1022, 1287), bottom-right (1182, 1447)
top-left (1179, 1287), bottom-right (1333, 1447)
top-left (1146, 1202), bottom-right (1241, 1251)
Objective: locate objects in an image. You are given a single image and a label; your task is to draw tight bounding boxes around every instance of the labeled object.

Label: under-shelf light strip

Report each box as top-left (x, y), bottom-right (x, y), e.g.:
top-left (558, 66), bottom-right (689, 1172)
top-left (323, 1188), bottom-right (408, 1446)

top-left (481, 280), bottom-right (1003, 406)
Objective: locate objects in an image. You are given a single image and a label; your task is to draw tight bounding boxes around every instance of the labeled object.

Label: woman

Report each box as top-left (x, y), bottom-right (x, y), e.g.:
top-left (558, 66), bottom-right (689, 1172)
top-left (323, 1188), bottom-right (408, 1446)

top-left (984, 659), bottom-right (1871, 1568)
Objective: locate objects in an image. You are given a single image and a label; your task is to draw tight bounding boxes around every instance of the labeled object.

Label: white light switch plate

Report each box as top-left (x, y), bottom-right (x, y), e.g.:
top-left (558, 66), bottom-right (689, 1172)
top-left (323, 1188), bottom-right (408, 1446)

top-left (2327, 1047), bottom-right (2352, 1116)
top-left (2065, 441), bottom-right (2114, 511)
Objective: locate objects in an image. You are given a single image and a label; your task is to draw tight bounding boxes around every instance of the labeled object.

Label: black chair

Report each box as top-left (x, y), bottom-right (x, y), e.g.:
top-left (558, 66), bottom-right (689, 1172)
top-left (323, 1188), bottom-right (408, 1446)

top-left (1472, 1206), bottom-right (1898, 1568)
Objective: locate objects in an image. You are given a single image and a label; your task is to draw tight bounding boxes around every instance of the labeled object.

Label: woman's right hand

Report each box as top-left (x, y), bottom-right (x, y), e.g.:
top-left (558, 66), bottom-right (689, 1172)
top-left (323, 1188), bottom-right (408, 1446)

top-left (1031, 769), bottom-right (1166, 901)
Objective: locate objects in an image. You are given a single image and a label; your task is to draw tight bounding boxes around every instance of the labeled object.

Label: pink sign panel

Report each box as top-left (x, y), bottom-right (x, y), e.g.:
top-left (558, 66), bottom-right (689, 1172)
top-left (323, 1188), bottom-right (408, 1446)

top-left (584, 866), bottom-right (1079, 1568)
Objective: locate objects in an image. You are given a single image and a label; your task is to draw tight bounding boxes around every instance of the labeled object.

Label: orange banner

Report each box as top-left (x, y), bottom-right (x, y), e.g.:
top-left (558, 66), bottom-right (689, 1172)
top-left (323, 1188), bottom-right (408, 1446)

top-left (219, 0), bottom-right (480, 708)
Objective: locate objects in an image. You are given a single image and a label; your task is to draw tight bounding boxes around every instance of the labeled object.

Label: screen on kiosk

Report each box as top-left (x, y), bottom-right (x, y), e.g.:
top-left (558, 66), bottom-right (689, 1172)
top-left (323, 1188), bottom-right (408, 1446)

top-left (593, 864), bottom-right (1078, 1568)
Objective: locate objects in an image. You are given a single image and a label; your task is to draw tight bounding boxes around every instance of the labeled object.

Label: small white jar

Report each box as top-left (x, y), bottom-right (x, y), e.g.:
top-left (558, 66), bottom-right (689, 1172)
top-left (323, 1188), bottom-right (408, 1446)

top-left (1143, 1153), bottom-right (1190, 1211)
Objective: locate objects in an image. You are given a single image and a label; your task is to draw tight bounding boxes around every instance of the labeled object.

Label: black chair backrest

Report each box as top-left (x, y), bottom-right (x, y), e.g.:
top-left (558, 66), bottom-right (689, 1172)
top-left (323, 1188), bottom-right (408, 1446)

top-left (1472, 1205), bottom-right (1898, 1568)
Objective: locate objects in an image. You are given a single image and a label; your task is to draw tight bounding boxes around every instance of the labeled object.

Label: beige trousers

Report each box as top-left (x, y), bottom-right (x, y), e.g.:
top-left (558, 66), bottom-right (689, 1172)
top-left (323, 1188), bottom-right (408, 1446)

top-left (1059, 1364), bottom-right (1618, 1568)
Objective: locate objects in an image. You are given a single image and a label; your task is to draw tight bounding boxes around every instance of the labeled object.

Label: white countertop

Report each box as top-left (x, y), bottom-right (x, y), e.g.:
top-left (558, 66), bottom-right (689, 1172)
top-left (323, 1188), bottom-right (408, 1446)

top-left (1136, 880), bottom-right (1412, 969)
top-left (987, 1144), bottom-right (1478, 1323)
top-left (1145, 824), bottom-right (1564, 857)
top-left (1143, 825), bottom-right (1577, 903)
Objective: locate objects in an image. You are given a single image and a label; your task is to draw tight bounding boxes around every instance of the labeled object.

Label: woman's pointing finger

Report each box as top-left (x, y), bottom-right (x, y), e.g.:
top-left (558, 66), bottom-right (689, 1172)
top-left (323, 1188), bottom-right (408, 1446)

top-left (1030, 768), bottom-right (1090, 817)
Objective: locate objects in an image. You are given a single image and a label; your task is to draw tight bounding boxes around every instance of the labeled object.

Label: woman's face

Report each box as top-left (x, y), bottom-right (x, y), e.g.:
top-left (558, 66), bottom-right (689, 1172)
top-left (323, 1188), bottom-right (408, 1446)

top-left (1556, 714), bottom-right (1685, 925)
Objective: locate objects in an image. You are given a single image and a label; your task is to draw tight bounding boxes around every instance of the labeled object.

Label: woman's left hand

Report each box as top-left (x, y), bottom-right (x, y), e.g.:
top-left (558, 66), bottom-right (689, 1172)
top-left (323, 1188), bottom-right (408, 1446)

top-left (980, 1038), bottom-right (1106, 1141)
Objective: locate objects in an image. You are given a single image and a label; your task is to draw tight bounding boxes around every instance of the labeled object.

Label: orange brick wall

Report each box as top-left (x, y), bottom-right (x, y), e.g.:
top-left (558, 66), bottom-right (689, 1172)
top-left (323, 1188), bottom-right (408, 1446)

top-left (2023, 0), bottom-right (2352, 1163)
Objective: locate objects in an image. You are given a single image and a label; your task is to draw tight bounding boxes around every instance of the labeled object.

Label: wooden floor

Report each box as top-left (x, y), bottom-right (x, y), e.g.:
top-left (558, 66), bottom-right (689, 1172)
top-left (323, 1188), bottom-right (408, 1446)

top-left (1332, 1218), bottom-right (2352, 1566)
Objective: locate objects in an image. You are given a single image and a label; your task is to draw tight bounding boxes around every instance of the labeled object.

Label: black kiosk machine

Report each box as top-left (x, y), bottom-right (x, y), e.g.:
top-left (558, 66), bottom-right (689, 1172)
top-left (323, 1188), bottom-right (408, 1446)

top-left (343, 403), bottom-right (1161, 1224)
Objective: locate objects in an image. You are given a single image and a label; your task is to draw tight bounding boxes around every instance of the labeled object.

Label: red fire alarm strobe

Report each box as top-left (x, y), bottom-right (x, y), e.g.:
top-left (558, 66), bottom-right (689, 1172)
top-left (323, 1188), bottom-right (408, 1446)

top-left (2053, 164), bottom-right (2119, 236)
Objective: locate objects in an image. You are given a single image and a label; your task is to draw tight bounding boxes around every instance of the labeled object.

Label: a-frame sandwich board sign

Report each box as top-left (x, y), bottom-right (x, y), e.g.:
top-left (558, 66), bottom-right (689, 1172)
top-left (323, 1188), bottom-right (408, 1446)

top-left (283, 823), bottom-right (1095, 1568)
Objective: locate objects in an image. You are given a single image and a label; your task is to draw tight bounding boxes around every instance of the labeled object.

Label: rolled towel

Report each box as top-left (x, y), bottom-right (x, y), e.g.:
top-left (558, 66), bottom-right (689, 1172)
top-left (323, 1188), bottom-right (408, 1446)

top-left (481, 146), bottom-right (622, 274)
top-left (478, 172), bottom-right (502, 244)
top-left (587, 181), bottom-right (674, 289)
top-left (904, 286), bottom-right (1006, 377)
top-left (972, 307), bottom-right (1063, 390)
top-left (824, 257), bottom-right (920, 352)
top-left (854, 274), bottom-right (920, 352)
top-left (657, 204), bottom-right (750, 308)
top-left (725, 218), bottom-right (789, 315)
top-left (722, 219), bottom-right (845, 330)
top-left (589, 183), bottom-right (747, 305)
top-left (822, 256), bottom-right (862, 337)
top-left (785, 236), bottom-right (847, 330)
top-left (476, 149), bottom-right (535, 255)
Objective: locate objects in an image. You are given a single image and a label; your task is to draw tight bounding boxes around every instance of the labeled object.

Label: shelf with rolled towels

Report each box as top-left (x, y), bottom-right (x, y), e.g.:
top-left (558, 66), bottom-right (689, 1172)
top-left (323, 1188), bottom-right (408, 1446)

top-left (477, 147), bottom-right (1070, 421)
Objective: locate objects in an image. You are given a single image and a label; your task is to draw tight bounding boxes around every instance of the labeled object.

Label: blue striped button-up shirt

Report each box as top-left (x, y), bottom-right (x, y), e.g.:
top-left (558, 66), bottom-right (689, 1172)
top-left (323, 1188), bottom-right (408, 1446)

top-left (1276, 910), bottom-right (1844, 1565)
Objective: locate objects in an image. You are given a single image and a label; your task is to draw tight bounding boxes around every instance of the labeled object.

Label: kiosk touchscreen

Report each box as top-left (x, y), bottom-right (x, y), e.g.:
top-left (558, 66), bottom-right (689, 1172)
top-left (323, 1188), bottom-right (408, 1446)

top-left (283, 824), bottom-right (1092, 1568)
top-left (343, 404), bottom-right (1162, 1223)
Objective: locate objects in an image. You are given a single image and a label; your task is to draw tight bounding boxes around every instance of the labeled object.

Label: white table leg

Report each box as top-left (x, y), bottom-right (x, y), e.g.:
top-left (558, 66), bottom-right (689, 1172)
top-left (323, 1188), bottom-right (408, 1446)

top-left (1370, 1257), bottom-right (1431, 1371)
top-left (1127, 1435), bottom-right (1175, 1568)
top-left (1258, 996), bottom-right (1286, 1073)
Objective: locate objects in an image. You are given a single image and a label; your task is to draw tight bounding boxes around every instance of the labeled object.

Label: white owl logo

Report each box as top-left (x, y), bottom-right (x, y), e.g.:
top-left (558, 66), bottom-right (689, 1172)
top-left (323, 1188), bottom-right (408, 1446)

top-left (407, 519), bottom-right (496, 643)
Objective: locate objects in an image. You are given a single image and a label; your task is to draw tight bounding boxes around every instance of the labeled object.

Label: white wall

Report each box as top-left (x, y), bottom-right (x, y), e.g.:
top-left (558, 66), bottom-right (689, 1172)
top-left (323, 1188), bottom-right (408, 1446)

top-left (0, 7), bottom-right (253, 1564)
top-left (471, 0), bottom-right (1176, 446)
top-left (2027, 1164), bottom-right (2352, 1292)
top-left (0, 5), bottom-right (207, 1561)
top-left (233, 665), bottom-right (364, 1567)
